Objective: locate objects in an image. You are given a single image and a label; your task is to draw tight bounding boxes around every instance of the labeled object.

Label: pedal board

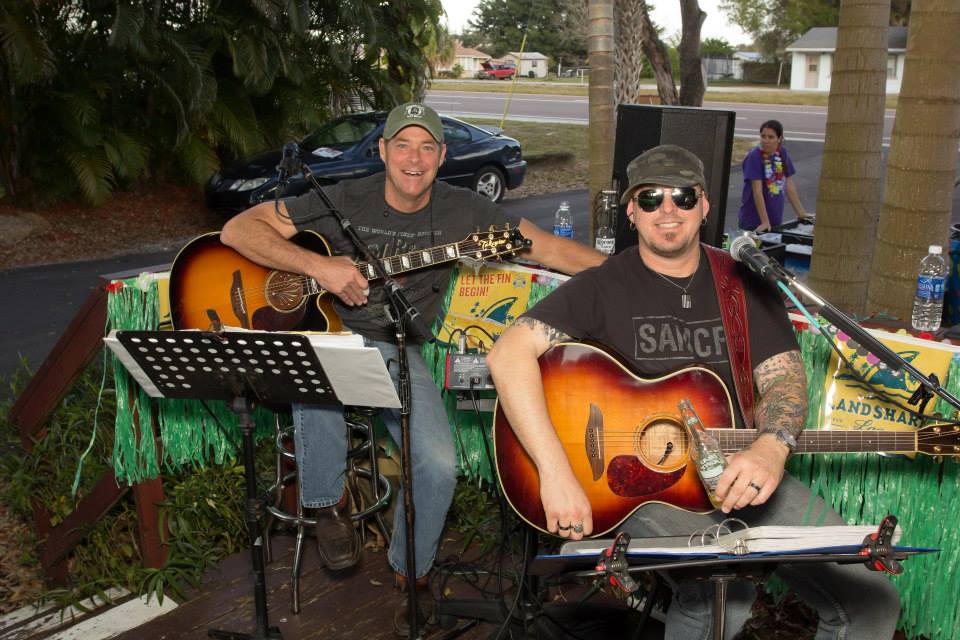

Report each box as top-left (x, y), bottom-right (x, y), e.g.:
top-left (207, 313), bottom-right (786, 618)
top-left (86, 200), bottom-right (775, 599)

top-left (444, 353), bottom-right (495, 391)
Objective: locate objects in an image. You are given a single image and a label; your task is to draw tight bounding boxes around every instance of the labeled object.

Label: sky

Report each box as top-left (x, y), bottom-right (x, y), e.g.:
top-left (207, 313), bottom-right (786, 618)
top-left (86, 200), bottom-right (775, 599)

top-left (440, 0), bottom-right (751, 47)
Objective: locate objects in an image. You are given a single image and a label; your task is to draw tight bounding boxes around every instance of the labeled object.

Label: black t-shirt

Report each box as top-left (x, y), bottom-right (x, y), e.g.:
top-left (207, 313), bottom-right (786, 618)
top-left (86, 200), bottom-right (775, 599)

top-left (286, 173), bottom-right (520, 341)
top-left (523, 246), bottom-right (798, 426)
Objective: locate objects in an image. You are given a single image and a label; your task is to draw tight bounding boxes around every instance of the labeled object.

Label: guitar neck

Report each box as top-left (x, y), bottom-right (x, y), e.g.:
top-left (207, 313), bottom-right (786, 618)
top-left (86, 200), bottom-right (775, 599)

top-left (712, 428), bottom-right (918, 454)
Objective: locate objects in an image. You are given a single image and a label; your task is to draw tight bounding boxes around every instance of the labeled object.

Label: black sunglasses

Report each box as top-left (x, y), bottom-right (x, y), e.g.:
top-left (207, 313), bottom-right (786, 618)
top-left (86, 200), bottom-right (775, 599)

top-left (633, 187), bottom-right (701, 212)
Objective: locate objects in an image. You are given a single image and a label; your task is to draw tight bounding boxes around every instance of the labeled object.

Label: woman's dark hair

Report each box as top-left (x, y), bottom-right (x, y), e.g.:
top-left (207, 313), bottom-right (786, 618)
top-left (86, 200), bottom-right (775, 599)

top-left (760, 119), bottom-right (784, 138)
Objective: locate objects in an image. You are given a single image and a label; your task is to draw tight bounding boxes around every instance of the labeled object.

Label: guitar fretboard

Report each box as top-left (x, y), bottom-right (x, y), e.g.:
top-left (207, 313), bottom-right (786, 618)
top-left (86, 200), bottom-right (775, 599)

top-left (713, 429), bottom-right (917, 454)
top-left (355, 241), bottom-right (462, 280)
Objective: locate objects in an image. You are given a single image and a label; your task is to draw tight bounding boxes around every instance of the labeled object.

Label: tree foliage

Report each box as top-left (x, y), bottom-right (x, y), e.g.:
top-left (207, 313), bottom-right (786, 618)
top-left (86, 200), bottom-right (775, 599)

top-left (701, 37), bottom-right (736, 57)
top-left (0, 0), bottom-right (443, 206)
top-left (719, 0), bottom-right (842, 59)
top-left (462, 0), bottom-right (587, 65)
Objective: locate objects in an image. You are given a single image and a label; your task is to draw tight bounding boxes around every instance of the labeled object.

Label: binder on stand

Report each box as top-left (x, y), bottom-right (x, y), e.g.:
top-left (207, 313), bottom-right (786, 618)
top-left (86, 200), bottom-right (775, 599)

top-left (106, 328), bottom-right (399, 640)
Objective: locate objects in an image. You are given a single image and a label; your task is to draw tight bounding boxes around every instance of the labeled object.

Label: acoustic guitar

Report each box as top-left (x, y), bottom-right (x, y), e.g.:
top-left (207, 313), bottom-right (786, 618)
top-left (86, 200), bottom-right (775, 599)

top-left (493, 342), bottom-right (960, 537)
top-left (168, 226), bottom-right (529, 331)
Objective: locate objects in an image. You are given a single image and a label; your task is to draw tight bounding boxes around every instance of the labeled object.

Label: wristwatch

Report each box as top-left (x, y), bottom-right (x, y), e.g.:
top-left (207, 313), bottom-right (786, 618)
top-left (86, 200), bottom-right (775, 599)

top-left (771, 430), bottom-right (798, 454)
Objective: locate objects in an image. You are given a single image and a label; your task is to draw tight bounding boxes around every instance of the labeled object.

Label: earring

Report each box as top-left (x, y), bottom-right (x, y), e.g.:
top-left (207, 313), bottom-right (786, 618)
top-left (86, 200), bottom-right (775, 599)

top-left (701, 217), bottom-right (707, 226)
top-left (628, 217), bottom-right (636, 230)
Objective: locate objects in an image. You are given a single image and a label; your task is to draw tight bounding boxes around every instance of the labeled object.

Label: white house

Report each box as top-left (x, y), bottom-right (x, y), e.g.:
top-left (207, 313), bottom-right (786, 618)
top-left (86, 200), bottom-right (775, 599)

top-left (785, 27), bottom-right (907, 93)
top-left (703, 51), bottom-right (763, 81)
top-left (503, 51), bottom-right (549, 78)
top-left (436, 41), bottom-right (490, 78)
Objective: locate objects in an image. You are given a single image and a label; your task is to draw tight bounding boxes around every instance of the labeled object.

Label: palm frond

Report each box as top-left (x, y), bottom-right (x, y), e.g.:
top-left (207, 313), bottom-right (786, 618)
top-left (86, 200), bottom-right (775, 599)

top-left (65, 148), bottom-right (114, 205)
top-left (0, 11), bottom-right (56, 84)
top-left (104, 130), bottom-right (151, 181)
top-left (108, 2), bottom-right (149, 57)
top-left (176, 135), bottom-right (219, 186)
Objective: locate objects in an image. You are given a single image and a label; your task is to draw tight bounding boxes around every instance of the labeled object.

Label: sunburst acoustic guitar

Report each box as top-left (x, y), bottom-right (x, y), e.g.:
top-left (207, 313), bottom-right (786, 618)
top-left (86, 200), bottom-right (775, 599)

top-left (493, 342), bottom-right (960, 537)
top-left (168, 226), bottom-right (529, 331)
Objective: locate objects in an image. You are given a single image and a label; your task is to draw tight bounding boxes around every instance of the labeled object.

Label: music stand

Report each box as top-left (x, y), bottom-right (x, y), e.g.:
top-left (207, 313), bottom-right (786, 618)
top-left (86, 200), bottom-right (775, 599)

top-left (106, 329), bottom-right (400, 640)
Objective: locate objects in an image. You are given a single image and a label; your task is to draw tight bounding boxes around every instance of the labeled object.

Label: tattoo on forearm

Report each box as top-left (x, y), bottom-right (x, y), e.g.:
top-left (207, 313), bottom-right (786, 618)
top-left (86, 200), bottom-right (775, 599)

top-left (753, 350), bottom-right (807, 439)
top-left (514, 317), bottom-right (571, 346)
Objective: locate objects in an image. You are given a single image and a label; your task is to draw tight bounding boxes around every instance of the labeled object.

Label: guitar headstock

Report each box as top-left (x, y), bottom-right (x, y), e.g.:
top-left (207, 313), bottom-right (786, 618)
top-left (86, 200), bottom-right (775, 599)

top-left (460, 225), bottom-right (531, 261)
top-left (917, 422), bottom-right (960, 456)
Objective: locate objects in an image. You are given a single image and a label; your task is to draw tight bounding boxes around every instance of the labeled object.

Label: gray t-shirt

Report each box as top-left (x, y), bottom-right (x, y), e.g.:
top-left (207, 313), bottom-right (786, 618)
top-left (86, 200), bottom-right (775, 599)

top-left (286, 173), bottom-right (520, 341)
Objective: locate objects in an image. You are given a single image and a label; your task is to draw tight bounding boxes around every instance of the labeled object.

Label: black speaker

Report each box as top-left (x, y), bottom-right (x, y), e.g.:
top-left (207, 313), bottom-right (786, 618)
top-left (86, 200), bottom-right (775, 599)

top-left (612, 104), bottom-right (736, 252)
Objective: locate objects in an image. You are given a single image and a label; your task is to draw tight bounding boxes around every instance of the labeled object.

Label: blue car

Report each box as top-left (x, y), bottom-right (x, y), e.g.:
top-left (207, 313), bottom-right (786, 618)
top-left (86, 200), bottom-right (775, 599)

top-left (205, 111), bottom-right (527, 215)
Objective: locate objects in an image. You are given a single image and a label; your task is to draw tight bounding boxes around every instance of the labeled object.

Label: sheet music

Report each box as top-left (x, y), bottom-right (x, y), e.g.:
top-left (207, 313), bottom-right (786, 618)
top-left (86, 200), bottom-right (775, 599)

top-left (104, 329), bottom-right (400, 408)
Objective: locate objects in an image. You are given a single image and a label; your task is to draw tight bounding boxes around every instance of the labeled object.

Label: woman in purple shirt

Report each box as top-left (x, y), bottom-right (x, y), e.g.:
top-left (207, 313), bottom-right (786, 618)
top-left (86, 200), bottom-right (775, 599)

top-left (738, 119), bottom-right (809, 232)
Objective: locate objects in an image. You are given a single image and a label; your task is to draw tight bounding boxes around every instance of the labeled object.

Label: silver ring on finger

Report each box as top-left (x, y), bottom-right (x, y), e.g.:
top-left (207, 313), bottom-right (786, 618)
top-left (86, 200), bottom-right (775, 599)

top-left (748, 481), bottom-right (763, 492)
top-left (572, 523), bottom-right (584, 534)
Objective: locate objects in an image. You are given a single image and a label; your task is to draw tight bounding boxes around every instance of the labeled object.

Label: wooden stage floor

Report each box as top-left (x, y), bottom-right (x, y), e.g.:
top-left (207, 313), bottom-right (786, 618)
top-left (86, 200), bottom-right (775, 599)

top-left (113, 532), bottom-right (496, 639)
top-left (112, 528), bottom-right (661, 640)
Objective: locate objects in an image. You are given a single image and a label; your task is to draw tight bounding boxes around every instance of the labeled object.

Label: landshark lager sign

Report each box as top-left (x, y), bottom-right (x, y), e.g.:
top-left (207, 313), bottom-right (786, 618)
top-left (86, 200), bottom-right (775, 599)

top-left (820, 325), bottom-right (960, 431)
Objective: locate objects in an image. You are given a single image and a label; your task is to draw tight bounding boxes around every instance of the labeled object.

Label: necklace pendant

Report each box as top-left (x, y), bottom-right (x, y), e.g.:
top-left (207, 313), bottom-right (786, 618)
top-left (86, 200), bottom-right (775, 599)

top-left (681, 293), bottom-right (692, 309)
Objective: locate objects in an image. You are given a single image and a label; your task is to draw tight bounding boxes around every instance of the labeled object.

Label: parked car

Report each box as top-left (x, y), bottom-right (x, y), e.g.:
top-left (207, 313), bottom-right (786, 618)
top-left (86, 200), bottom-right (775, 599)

top-left (204, 111), bottom-right (527, 215)
top-left (476, 61), bottom-right (517, 80)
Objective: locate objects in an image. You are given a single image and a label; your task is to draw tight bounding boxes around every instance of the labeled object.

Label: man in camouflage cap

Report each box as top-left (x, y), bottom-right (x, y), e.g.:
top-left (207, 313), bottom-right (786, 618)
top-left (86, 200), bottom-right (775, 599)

top-left (487, 143), bottom-right (901, 639)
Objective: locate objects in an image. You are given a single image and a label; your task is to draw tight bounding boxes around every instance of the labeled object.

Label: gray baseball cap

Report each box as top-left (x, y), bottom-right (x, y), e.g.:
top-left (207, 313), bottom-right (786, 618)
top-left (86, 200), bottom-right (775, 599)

top-left (620, 144), bottom-right (707, 204)
top-left (383, 103), bottom-right (444, 143)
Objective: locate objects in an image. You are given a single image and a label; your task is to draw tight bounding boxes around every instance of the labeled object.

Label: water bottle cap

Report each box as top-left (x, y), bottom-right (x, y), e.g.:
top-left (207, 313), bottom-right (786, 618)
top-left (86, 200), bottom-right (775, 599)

top-left (929, 245), bottom-right (942, 255)
top-left (559, 201), bottom-right (569, 209)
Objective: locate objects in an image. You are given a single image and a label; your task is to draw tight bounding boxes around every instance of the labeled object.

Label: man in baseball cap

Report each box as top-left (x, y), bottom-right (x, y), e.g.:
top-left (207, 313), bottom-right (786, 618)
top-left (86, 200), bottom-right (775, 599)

top-left (619, 143), bottom-right (707, 204)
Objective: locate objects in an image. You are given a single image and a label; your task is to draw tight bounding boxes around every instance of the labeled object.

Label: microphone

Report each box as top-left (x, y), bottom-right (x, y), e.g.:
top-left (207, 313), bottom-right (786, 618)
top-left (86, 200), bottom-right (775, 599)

top-left (728, 234), bottom-right (790, 285)
top-left (277, 141), bottom-right (301, 183)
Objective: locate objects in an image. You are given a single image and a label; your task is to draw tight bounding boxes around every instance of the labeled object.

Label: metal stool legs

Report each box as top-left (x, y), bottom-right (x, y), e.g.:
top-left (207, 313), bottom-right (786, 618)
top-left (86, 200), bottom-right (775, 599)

top-left (345, 407), bottom-right (393, 546)
top-left (263, 410), bottom-right (392, 614)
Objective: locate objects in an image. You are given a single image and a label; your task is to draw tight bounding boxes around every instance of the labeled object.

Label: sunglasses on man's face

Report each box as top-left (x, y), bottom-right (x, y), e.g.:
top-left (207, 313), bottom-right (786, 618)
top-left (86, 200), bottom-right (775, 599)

top-left (633, 187), bottom-right (701, 213)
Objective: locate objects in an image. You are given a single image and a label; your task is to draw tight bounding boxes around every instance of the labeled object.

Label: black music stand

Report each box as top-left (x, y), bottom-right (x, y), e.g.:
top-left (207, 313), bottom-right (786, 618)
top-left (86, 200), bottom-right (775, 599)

top-left (533, 523), bottom-right (933, 640)
top-left (106, 329), bottom-right (399, 640)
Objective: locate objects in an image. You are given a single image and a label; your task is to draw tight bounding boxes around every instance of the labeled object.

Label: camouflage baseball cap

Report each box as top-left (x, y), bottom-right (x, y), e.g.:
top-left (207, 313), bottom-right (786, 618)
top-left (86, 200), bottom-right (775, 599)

top-left (620, 145), bottom-right (707, 204)
top-left (384, 103), bottom-right (444, 143)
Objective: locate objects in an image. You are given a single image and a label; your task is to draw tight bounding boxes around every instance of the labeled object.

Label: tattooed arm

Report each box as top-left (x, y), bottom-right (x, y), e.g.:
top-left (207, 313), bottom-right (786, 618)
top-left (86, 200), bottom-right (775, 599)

top-left (487, 318), bottom-right (595, 539)
top-left (714, 349), bottom-right (808, 513)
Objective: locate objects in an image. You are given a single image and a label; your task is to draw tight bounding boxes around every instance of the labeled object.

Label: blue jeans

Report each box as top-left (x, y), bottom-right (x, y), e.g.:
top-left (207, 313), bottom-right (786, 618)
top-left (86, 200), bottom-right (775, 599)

top-left (621, 474), bottom-right (901, 640)
top-left (293, 338), bottom-right (457, 579)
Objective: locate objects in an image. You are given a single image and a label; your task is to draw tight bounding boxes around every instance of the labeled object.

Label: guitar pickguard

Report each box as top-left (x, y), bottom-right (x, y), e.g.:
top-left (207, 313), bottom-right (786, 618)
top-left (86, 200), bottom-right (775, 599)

top-left (607, 456), bottom-right (685, 497)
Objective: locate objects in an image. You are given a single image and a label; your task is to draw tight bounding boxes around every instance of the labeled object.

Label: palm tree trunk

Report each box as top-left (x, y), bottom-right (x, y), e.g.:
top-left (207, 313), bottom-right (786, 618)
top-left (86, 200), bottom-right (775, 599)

top-left (806, 0), bottom-right (890, 314)
top-left (677, 0), bottom-right (706, 106)
top-left (866, 0), bottom-right (960, 320)
top-left (588, 0), bottom-right (615, 243)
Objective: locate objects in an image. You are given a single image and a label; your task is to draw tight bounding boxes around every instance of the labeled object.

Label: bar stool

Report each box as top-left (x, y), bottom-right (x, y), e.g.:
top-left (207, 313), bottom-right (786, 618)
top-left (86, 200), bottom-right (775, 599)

top-left (264, 407), bottom-right (393, 613)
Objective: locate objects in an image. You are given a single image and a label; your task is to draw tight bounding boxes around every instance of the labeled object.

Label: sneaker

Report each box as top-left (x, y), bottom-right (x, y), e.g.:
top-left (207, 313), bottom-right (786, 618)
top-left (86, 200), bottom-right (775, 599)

top-left (314, 492), bottom-right (360, 571)
top-left (392, 573), bottom-right (435, 638)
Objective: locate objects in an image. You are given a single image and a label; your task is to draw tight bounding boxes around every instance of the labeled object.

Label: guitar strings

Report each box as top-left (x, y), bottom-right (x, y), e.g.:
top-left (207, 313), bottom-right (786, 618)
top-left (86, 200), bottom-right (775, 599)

top-left (223, 239), bottom-right (506, 307)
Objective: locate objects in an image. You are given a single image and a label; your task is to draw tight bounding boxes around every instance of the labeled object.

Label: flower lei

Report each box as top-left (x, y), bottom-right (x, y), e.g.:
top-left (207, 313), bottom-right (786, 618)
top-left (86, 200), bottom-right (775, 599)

top-left (761, 146), bottom-right (786, 196)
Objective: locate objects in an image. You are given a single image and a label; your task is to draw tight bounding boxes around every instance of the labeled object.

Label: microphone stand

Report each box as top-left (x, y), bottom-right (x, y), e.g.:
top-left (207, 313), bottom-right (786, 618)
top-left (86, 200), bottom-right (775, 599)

top-left (300, 165), bottom-right (433, 639)
top-left (755, 252), bottom-right (960, 416)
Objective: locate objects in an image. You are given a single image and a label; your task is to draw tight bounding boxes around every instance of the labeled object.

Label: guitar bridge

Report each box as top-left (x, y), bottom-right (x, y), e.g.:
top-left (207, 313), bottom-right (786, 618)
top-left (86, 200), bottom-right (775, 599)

top-left (586, 403), bottom-right (605, 481)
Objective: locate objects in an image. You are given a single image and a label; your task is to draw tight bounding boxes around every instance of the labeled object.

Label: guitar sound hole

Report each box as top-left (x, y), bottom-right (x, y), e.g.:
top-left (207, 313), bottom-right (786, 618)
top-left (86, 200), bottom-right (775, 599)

top-left (264, 271), bottom-right (307, 312)
top-left (637, 417), bottom-right (689, 471)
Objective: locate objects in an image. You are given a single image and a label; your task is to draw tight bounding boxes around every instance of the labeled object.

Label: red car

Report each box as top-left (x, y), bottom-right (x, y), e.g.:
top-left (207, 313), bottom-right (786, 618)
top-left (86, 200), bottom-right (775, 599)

top-left (477, 61), bottom-right (516, 80)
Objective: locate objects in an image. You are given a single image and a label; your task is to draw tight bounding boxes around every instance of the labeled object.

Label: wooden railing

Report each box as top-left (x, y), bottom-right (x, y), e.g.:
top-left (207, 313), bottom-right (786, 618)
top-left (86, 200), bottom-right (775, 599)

top-left (7, 271), bottom-right (168, 585)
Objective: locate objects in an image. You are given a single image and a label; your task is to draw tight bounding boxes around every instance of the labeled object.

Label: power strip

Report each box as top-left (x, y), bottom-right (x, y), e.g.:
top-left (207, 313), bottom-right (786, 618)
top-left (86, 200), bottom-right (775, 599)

top-left (444, 352), bottom-right (496, 391)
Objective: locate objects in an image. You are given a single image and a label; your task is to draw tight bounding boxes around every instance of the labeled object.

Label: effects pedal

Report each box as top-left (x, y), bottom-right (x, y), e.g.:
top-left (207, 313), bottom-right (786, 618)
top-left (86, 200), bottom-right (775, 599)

top-left (444, 352), bottom-right (495, 391)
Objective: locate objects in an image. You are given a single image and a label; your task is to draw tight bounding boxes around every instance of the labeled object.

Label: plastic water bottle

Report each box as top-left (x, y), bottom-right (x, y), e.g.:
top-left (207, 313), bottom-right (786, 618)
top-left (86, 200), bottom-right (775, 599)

top-left (911, 245), bottom-right (947, 332)
top-left (553, 201), bottom-right (573, 239)
top-left (594, 190), bottom-right (616, 255)
top-left (678, 398), bottom-right (727, 508)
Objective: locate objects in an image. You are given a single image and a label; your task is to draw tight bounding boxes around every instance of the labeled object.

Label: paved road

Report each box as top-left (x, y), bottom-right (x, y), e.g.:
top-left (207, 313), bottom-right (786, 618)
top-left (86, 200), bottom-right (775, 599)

top-left (426, 89), bottom-right (898, 143)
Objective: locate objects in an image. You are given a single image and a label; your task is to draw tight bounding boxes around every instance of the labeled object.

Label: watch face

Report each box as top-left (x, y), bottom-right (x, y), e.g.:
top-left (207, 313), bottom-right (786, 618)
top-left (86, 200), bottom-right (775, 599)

top-left (775, 431), bottom-right (797, 452)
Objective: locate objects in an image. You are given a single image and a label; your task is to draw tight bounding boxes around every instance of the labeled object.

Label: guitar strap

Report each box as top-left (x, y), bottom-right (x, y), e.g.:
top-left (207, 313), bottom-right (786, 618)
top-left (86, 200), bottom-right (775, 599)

top-left (704, 245), bottom-right (755, 428)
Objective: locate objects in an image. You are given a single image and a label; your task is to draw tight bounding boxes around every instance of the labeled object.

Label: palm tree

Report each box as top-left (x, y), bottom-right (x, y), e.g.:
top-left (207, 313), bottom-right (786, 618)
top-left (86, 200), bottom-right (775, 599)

top-left (588, 0), bottom-right (615, 242)
top-left (866, 0), bottom-right (960, 320)
top-left (806, 0), bottom-right (890, 314)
